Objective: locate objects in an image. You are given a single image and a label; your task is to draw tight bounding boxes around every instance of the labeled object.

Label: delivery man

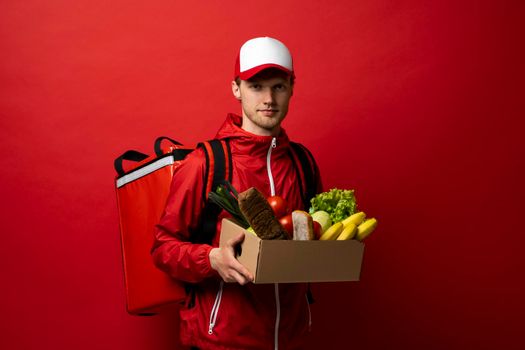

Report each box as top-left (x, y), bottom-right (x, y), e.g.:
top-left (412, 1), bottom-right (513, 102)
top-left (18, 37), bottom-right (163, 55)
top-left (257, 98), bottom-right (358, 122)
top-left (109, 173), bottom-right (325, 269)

top-left (152, 36), bottom-right (322, 350)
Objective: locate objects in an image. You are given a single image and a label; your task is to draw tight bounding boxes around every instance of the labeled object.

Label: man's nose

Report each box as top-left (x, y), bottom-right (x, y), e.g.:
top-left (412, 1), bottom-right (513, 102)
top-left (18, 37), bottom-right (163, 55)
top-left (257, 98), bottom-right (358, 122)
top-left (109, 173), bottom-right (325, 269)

top-left (262, 88), bottom-right (275, 105)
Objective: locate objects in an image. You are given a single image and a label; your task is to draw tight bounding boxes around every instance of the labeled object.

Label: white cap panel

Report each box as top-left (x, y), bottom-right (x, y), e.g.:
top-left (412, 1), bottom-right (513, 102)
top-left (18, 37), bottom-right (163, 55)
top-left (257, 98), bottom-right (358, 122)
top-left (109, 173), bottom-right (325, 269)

top-left (239, 37), bottom-right (293, 73)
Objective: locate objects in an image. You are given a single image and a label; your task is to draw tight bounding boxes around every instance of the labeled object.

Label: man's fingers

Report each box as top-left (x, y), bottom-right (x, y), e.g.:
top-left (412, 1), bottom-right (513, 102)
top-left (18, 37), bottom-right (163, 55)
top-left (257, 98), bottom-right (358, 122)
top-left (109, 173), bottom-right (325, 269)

top-left (213, 232), bottom-right (254, 284)
top-left (218, 258), bottom-right (254, 284)
top-left (226, 232), bottom-right (245, 247)
top-left (229, 259), bottom-right (254, 283)
top-left (231, 268), bottom-right (254, 285)
top-left (229, 270), bottom-right (249, 285)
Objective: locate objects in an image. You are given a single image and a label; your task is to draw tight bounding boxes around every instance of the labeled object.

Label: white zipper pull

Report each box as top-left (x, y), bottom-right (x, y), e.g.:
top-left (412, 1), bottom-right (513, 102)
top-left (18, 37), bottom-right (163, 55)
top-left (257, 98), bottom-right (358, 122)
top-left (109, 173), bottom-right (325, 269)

top-left (267, 137), bottom-right (277, 197)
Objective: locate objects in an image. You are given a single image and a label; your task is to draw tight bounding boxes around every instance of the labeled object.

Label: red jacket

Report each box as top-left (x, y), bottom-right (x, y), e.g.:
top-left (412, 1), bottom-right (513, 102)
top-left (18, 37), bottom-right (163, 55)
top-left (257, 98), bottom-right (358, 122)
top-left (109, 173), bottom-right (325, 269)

top-left (152, 114), bottom-right (322, 349)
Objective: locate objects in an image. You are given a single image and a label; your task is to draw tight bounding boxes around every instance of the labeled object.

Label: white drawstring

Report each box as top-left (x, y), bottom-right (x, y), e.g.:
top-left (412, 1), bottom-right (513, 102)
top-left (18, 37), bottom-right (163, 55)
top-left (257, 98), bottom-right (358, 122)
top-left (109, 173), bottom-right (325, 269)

top-left (274, 283), bottom-right (281, 350)
top-left (306, 294), bottom-right (312, 331)
top-left (208, 281), bottom-right (224, 335)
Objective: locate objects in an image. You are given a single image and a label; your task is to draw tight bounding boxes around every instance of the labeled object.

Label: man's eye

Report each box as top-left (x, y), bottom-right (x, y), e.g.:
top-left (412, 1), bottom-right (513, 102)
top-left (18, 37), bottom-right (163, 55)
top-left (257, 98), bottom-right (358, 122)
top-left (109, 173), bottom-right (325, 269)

top-left (274, 84), bottom-right (285, 91)
top-left (250, 84), bottom-right (261, 90)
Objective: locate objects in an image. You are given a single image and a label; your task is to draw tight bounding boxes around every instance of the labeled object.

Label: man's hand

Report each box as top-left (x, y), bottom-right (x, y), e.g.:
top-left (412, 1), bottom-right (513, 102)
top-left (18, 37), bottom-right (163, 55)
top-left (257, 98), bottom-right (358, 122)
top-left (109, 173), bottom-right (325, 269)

top-left (209, 232), bottom-right (254, 285)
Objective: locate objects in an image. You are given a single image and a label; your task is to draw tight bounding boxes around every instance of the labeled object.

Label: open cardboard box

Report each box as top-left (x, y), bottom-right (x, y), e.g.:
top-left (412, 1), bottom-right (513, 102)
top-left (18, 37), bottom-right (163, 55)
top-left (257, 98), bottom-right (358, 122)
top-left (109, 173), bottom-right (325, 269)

top-left (220, 218), bottom-right (365, 283)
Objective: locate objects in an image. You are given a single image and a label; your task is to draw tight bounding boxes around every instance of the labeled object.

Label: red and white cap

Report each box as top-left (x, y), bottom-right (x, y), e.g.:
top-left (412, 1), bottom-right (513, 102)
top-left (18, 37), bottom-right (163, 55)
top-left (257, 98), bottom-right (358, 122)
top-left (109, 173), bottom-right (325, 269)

top-left (234, 37), bottom-right (294, 80)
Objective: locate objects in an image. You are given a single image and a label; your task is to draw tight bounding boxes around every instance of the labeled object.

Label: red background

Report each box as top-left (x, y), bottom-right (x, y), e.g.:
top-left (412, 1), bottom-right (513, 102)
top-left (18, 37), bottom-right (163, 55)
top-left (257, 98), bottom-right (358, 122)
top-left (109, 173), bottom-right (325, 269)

top-left (1, 1), bottom-right (524, 349)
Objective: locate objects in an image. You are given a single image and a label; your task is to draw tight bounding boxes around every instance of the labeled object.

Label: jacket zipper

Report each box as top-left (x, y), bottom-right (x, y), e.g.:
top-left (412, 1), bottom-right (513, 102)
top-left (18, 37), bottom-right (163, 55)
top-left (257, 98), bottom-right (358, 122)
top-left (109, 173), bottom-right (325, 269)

top-left (208, 281), bottom-right (224, 335)
top-left (266, 137), bottom-right (277, 197)
top-left (267, 137), bottom-right (280, 350)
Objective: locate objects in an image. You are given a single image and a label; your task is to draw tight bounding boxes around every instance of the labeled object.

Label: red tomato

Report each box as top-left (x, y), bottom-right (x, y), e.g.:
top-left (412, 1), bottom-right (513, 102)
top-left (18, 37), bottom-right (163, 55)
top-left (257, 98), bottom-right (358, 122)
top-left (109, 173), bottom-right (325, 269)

top-left (279, 214), bottom-right (294, 239)
top-left (267, 195), bottom-right (289, 218)
top-left (312, 221), bottom-right (322, 240)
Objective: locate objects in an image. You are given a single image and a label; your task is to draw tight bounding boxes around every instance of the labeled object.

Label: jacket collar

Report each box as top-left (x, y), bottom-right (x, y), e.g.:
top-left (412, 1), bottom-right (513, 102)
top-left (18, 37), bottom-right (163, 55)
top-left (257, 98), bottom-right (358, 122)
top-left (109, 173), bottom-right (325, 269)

top-left (215, 114), bottom-right (291, 158)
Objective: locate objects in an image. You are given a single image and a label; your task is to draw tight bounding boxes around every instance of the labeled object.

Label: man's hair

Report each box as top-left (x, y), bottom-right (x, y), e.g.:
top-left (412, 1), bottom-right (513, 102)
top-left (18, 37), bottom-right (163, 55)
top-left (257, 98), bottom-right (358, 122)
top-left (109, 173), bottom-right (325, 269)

top-left (235, 68), bottom-right (295, 86)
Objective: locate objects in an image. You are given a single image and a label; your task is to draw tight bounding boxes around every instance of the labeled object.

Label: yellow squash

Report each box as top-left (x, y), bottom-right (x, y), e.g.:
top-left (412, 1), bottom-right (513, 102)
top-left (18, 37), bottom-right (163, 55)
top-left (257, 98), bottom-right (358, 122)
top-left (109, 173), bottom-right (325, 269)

top-left (319, 222), bottom-right (344, 240)
top-left (342, 211), bottom-right (366, 227)
top-left (356, 218), bottom-right (378, 241)
top-left (336, 223), bottom-right (357, 240)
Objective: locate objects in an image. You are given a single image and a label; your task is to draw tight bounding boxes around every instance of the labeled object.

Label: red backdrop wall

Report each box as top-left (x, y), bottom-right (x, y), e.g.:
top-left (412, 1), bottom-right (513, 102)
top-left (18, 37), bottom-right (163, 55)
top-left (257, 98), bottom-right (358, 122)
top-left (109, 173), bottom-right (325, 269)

top-left (1, 1), bottom-right (524, 349)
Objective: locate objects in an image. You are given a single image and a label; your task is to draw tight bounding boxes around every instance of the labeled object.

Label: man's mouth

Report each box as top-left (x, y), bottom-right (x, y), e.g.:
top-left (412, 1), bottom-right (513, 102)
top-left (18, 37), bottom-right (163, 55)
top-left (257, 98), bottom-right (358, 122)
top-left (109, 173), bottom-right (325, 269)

top-left (258, 109), bottom-right (278, 114)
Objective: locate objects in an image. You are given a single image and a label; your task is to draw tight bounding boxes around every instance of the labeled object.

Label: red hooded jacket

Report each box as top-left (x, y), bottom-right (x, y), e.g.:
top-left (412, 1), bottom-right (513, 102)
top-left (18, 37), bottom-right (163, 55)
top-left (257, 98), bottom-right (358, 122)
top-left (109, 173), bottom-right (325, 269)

top-left (152, 114), bottom-right (322, 349)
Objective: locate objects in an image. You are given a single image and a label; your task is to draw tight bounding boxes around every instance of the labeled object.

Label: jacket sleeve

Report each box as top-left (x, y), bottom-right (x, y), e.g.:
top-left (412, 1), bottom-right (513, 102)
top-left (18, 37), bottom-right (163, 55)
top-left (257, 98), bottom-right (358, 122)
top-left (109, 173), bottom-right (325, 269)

top-left (151, 148), bottom-right (219, 283)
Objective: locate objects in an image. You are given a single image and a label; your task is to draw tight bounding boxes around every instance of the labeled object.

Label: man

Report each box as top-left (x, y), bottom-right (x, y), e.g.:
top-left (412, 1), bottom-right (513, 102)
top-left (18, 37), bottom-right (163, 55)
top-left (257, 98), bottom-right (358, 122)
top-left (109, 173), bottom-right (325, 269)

top-left (152, 37), bottom-right (322, 349)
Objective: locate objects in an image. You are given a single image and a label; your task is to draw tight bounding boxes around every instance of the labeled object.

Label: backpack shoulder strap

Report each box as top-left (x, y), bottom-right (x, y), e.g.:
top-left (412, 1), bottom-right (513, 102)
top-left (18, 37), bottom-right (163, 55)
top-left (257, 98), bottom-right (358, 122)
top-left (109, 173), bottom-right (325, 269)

top-left (199, 139), bottom-right (232, 202)
top-left (289, 141), bottom-right (318, 211)
top-left (192, 139), bottom-right (232, 244)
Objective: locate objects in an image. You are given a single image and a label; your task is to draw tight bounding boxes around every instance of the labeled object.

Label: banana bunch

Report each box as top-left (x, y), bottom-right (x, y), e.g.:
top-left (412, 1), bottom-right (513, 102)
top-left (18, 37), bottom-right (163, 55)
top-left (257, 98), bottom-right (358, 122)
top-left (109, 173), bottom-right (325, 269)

top-left (319, 211), bottom-right (377, 241)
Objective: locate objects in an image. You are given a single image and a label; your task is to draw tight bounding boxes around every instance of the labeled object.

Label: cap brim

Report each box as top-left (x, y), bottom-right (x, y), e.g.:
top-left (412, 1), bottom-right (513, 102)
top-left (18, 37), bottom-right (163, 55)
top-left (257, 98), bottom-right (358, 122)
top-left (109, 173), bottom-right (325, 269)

top-left (238, 63), bottom-right (293, 80)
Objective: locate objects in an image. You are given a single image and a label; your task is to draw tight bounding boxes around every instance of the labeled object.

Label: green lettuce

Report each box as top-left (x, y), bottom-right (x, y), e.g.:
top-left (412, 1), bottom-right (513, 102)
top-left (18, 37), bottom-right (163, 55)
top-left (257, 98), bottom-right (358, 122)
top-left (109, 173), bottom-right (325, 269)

top-left (309, 188), bottom-right (357, 223)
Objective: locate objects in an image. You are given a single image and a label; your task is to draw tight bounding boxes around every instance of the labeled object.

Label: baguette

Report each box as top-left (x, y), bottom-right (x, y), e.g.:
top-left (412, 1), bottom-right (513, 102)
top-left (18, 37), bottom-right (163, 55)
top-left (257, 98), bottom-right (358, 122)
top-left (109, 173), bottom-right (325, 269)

top-left (238, 187), bottom-right (288, 240)
top-left (292, 210), bottom-right (315, 240)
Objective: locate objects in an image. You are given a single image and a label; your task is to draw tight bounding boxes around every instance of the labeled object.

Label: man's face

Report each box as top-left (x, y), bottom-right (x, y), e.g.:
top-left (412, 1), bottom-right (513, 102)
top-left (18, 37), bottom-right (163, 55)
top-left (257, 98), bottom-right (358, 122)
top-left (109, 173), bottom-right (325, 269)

top-left (231, 71), bottom-right (293, 136)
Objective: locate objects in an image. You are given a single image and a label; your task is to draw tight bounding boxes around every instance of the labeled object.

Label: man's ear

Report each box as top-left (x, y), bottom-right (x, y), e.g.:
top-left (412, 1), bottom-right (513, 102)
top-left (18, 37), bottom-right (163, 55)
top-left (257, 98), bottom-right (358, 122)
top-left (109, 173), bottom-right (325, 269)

top-left (231, 81), bottom-right (242, 100)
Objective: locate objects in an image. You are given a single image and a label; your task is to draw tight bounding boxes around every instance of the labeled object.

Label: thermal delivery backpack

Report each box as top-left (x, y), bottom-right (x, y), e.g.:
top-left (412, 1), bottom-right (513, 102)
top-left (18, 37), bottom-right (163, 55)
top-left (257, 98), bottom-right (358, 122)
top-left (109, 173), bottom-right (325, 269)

top-left (114, 137), bottom-right (192, 315)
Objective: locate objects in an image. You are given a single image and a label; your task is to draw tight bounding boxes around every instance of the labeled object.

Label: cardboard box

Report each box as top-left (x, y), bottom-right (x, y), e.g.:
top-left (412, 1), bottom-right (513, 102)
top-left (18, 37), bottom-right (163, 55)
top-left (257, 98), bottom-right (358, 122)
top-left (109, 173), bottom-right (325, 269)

top-left (220, 218), bottom-right (365, 283)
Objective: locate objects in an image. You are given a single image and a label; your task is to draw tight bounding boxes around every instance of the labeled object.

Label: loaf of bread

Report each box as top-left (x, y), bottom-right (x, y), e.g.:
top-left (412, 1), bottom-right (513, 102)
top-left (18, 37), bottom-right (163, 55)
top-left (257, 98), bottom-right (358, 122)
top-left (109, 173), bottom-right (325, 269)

top-left (292, 210), bottom-right (315, 240)
top-left (238, 187), bottom-right (288, 240)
